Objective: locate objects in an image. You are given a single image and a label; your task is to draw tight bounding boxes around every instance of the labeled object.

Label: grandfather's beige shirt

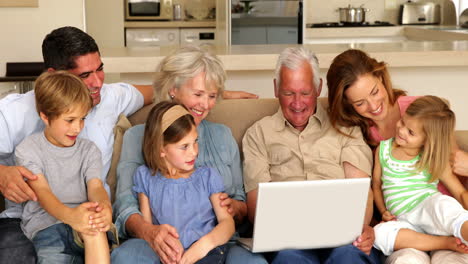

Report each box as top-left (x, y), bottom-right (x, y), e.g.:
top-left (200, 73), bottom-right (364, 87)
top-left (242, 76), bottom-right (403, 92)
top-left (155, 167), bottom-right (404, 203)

top-left (242, 101), bottom-right (373, 193)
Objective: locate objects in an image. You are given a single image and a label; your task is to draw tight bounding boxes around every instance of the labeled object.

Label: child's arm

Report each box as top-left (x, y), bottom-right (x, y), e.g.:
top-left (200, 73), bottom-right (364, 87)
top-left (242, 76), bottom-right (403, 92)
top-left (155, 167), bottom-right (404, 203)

top-left (87, 178), bottom-right (113, 232)
top-left (180, 193), bottom-right (235, 264)
top-left (27, 174), bottom-right (98, 235)
top-left (372, 146), bottom-right (396, 222)
top-left (138, 192), bottom-right (153, 224)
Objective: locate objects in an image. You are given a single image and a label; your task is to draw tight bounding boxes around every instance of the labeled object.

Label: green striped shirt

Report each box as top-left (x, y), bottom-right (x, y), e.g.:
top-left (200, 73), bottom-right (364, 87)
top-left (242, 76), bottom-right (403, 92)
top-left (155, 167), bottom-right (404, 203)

top-left (379, 138), bottom-right (438, 216)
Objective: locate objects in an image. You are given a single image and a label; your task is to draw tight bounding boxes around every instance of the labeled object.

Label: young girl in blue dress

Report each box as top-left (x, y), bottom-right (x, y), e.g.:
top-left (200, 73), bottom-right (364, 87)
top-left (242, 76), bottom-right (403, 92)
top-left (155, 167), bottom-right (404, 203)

top-left (132, 101), bottom-right (234, 264)
top-left (372, 95), bottom-right (468, 256)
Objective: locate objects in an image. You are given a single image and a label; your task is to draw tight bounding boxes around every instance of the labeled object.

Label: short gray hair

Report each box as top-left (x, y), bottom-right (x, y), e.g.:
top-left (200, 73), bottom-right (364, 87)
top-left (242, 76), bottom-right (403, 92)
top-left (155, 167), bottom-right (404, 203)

top-left (274, 47), bottom-right (320, 91)
top-left (152, 45), bottom-right (226, 103)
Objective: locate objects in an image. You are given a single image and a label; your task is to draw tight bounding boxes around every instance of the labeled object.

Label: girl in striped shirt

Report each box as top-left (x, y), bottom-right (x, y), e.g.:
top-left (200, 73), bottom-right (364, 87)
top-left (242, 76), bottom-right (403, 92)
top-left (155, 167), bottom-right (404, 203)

top-left (372, 96), bottom-right (468, 256)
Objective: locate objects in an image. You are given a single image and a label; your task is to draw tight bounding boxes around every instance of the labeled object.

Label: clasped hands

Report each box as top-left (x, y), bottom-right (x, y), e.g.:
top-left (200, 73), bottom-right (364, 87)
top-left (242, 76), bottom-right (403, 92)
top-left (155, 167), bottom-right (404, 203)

top-left (66, 201), bottom-right (112, 236)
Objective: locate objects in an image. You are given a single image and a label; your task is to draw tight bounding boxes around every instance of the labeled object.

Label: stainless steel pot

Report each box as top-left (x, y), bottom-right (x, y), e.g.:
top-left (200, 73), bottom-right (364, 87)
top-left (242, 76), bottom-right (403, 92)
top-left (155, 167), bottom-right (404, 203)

top-left (337, 5), bottom-right (370, 24)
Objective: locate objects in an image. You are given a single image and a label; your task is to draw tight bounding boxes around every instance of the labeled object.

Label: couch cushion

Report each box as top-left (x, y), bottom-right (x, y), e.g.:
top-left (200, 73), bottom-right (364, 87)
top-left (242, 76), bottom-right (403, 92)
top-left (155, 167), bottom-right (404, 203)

top-left (107, 114), bottom-right (132, 202)
top-left (206, 99), bottom-right (279, 149)
top-left (128, 98), bottom-right (280, 150)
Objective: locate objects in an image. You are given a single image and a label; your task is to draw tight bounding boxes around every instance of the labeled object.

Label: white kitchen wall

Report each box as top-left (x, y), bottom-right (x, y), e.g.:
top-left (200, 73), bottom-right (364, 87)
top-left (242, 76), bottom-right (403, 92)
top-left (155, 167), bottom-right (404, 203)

top-left (305, 0), bottom-right (457, 25)
top-left (0, 0), bottom-right (85, 76)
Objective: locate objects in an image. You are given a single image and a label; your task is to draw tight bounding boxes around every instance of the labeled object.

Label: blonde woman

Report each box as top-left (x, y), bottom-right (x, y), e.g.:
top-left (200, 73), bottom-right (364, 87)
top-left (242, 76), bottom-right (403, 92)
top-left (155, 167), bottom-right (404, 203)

top-left (112, 46), bottom-right (267, 264)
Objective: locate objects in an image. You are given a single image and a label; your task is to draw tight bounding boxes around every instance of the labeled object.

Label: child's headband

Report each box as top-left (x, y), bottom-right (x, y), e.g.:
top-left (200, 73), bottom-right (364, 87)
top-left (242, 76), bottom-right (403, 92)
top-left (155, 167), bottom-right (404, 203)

top-left (161, 105), bottom-right (190, 133)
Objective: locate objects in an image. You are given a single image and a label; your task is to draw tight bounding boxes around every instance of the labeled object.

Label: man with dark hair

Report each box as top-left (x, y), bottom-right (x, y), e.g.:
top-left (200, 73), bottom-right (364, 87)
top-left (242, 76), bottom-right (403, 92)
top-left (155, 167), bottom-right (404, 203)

top-left (0, 26), bottom-right (256, 263)
top-left (42, 26), bottom-right (100, 71)
top-left (0, 26), bottom-right (152, 263)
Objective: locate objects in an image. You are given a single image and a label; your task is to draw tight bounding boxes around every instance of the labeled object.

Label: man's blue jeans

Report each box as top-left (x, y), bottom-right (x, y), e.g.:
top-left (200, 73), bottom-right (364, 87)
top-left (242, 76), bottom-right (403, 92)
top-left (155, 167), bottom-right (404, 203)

top-left (111, 238), bottom-right (268, 264)
top-left (0, 218), bottom-right (36, 264)
top-left (269, 244), bottom-right (382, 264)
top-left (32, 223), bottom-right (85, 264)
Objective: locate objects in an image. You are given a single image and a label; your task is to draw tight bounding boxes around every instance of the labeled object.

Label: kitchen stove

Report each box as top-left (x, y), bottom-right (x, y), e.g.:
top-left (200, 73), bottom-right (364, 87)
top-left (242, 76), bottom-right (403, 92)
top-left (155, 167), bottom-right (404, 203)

top-left (307, 21), bottom-right (395, 28)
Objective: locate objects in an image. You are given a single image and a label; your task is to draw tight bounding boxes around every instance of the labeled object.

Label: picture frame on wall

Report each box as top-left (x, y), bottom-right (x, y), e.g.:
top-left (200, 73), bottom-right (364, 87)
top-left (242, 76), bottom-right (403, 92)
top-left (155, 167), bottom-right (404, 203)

top-left (0, 0), bottom-right (38, 7)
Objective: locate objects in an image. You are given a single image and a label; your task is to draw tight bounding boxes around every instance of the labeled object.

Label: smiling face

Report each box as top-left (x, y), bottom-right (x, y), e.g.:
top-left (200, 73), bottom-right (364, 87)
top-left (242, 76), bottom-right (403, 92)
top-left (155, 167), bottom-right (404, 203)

top-left (275, 62), bottom-right (321, 132)
top-left (41, 105), bottom-right (88, 148)
top-left (394, 114), bottom-right (426, 150)
top-left (170, 72), bottom-right (218, 126)
top-left (67, 52), bottom-right (104, 106)
top-left (344, 73), bottom-right (390, 123)
top-left (161, 125), bottom-right (198, 177)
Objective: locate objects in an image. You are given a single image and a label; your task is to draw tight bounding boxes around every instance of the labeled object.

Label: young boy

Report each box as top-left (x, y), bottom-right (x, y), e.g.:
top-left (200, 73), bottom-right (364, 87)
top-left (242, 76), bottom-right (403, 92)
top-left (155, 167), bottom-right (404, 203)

top-left (15, 71), bottom-right (113, 263)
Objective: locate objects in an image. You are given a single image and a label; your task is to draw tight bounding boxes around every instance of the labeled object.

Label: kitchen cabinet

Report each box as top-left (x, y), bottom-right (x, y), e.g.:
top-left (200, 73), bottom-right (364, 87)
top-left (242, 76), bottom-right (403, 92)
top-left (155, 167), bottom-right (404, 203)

top-left (126, 27), bottom-right (216, 47)
top-left (267, 26), bottom-right (298, 44)
top-left (232, 26), bottom-right (267, 45)
top-left (232, 25), bottom-right (297, 45)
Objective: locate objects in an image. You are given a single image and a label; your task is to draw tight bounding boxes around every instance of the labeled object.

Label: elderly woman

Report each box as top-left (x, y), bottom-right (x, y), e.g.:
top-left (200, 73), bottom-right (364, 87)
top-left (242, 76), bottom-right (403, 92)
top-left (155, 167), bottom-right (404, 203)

top-left (327, 49), bottom-right (468, 264)
top-left (111, 46), bottom-right (267, 264)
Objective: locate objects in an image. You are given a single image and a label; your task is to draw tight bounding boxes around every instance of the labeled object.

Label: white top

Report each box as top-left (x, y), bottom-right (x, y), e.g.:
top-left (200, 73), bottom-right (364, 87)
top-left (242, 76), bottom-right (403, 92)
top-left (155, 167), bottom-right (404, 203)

top-left (0, 82), bottom-right (144, 218)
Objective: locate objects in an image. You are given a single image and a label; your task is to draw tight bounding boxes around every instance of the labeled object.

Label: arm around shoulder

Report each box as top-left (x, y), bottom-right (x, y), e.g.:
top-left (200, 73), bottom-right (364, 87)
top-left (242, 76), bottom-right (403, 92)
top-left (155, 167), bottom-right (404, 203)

top-left (133, 84), bottom-right (154, 106)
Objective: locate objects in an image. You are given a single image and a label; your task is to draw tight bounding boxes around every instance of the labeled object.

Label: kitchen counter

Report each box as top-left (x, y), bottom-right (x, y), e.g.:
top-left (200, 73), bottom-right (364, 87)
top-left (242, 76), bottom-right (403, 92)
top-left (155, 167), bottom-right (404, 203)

top-left (101, 26), bottom-right (468, 73)
top-left (124, 20), bottom-right (215, 28)
top-left (101, 26), bottom-right (468, 130)
top-left (232, 15), bottom-right (297, 27)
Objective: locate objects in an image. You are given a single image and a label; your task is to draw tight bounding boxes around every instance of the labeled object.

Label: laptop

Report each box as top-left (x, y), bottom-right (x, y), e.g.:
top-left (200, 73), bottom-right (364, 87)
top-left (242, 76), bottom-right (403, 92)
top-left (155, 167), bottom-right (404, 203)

top-left (237, 178), bottom-right (370, 253)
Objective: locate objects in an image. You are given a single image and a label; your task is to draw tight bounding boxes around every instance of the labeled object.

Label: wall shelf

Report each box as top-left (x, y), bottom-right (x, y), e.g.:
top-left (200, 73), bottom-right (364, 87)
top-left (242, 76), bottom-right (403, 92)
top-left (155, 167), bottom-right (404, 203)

top-left (0, 0), bottom-right (38, 7)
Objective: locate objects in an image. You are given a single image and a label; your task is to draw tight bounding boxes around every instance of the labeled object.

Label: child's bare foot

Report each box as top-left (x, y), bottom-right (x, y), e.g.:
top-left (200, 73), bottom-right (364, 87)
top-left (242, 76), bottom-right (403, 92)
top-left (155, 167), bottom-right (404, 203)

top-left (447, 237), bottom-right (468, 254)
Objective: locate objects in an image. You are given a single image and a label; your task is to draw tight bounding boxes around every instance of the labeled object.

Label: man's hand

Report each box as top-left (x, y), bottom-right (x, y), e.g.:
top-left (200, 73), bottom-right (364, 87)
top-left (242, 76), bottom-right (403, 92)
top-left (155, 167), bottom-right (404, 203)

top-left (451, 150), bottom-right (468, 176)
top-left (144, 224), bottom-right (184, 264)
top-left (222, 90), bottom-right (258, 99)
top-left (353, 225), bottom-right (375, 255)
top-left (89, 201), bottom-right (112, 232)
top-left (0, 165), bottom-right (37, 203)
top-left (219, 193), bottom-right (246, 223)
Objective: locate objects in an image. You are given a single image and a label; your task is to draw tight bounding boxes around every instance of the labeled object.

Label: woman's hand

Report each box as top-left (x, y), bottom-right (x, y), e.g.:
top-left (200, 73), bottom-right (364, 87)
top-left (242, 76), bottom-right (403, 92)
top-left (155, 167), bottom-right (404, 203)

top-left (222, 90), bottom-right (258, 99)
top-left (382, 210), bottom-right (396, 222)
top-left (144, 224), bottom-right (183, 264)
top-left (451, 150), bottom-right (468, 176)
top-left (219, 193), bottom-right (247, 223)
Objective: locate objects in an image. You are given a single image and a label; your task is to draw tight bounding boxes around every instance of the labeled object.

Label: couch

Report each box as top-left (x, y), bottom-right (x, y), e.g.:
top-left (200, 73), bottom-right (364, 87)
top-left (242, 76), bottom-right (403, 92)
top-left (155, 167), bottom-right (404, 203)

top-left (2, 98), bottom-right (468, 211)
top-left (127, 97), bottom-right (468, 156)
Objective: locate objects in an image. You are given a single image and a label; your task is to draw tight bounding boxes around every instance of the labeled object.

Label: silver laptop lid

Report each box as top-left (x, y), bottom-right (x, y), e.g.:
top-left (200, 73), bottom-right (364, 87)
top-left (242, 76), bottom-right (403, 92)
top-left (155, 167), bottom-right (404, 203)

top-left (251, 178), bottom-right (370, 253)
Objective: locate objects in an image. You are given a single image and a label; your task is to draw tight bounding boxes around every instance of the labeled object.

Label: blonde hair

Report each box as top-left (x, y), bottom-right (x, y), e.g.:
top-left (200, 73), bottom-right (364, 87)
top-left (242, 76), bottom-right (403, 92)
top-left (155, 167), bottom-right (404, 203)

top-left (34, 71), bottom-right (92, 120)
top-left (152, 45), bottom-right (226, 103)
top-left (143, 101), bottom-right (195, 176)
top-left (406, 96), bottom-right (455, 182)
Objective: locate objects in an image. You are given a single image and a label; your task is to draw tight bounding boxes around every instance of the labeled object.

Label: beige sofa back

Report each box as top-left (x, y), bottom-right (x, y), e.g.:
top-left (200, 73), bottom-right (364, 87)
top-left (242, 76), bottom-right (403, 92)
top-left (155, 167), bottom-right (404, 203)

top-left (128, 98), bottom-right (281, 151)
top-left (128, 98), bottom-right (468, 152)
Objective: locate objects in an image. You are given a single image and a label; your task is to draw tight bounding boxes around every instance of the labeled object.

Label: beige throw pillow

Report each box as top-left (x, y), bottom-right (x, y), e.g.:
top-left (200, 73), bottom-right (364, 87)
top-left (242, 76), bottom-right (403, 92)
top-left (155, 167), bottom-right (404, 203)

top-left (107, 114), bottom-right (132, 203)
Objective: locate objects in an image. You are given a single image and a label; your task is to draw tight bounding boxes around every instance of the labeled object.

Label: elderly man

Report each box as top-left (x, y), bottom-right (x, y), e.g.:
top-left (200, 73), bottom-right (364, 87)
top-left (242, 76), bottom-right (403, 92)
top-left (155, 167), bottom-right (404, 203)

top-left (242, 47), bottom-right (381, 264)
